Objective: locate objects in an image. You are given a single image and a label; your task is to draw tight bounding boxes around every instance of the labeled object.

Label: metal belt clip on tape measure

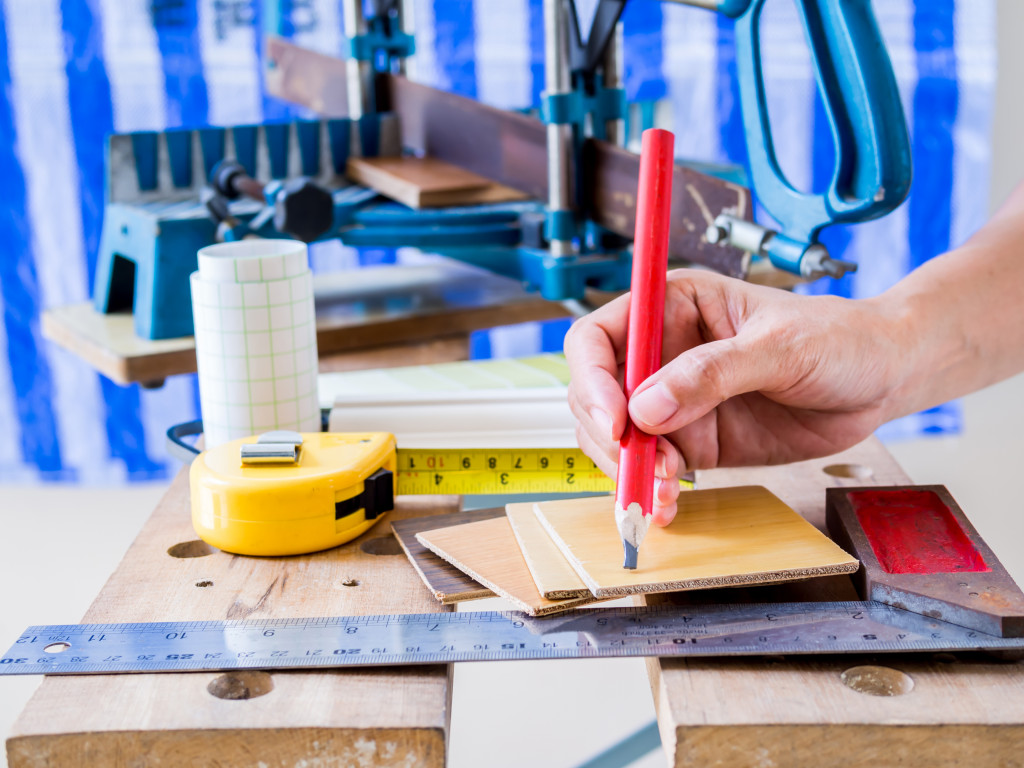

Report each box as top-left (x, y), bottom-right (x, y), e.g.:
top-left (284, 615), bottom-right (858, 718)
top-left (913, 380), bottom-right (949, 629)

top-left (190, 429), bottom-right (621, 557)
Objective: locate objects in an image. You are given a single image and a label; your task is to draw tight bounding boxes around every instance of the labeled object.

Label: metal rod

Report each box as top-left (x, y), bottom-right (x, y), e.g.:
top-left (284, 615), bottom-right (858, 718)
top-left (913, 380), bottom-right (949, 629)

top-left (343, 0), bottom-right (373, 122)
top-left (397, 0), bottom-right (416, 78)
top-left (544, 0), bottom-right (575, 257)
top-left (601, 20), bottom-right (625, 146)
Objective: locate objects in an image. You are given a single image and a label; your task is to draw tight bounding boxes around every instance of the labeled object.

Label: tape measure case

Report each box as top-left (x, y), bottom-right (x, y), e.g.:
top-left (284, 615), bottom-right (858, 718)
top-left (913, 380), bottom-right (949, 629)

top-left (190, 432), bottom-right (398, 556)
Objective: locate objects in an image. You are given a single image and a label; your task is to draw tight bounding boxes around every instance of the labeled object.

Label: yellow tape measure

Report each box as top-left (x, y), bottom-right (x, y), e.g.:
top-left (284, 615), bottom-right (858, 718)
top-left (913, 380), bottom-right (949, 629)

top-left (190, 432), bottom-right (691, 557)
top-left (394, 447), bottom-right (613, 494)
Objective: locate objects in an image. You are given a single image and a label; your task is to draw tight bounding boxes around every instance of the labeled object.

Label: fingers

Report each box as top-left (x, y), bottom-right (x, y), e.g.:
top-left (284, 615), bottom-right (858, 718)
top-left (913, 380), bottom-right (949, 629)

top-left (566, 294), bottom-right (632, 458)
top-left (575, 423), bottom-right (618, 480)
top-left (628, 335), bottom-right (779, 435)
top-left (652, 477), bottom-right (680, 526)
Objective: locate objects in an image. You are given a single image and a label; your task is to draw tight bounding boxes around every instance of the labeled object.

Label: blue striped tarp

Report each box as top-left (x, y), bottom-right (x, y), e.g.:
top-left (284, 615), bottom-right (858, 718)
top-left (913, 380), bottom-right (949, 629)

top-left (0, 0), bottom-right (995, 482)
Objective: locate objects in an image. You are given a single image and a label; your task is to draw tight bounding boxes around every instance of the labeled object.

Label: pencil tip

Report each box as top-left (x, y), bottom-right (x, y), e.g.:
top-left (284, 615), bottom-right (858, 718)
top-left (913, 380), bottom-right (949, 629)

top-left (622, 540), bottom-right (638, 570)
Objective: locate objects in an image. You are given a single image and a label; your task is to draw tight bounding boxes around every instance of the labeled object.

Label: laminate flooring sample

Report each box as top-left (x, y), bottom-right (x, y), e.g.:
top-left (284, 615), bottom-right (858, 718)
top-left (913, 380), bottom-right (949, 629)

top-left (416, 516), bottom-right (602, 616)
top-left (533, 486), bottom-right (859, 598)
top-left (506, 501), bottom-right (590, 599)
top-left (391, 508), bottom-right (505, 603)
top-left (346, 156), bottom-right (530, 208)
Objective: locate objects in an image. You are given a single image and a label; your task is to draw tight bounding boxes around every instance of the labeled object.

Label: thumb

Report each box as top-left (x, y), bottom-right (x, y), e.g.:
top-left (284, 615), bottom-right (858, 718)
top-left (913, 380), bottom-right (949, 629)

top-left (627, 337), bottom-right (778, 434)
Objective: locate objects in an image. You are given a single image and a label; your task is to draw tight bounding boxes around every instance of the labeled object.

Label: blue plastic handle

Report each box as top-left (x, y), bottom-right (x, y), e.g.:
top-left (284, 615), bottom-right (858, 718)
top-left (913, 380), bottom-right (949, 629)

top-left (723, 0), bottom-right (912, 272)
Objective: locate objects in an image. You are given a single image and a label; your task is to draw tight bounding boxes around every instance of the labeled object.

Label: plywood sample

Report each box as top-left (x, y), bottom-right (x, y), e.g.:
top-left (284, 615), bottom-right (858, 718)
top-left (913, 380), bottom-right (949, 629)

top-left (346, 155), bottom-right (530, 208)
top-left (505, 501), bottom-right (590, 599)
top-left (416, 516), bottom-right (602, 616)
top-left (391, 507), bottom-right (505, 603)
top-left (533, 486), bottom-right (859, 598)
top-left (7, 469), bottom-right (458, 768)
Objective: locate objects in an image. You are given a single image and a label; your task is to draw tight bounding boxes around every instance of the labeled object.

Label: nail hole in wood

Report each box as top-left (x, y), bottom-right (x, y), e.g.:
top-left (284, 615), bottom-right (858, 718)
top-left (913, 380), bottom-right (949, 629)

top-left (43, 642), bottom-right (70, 654)
top-left (360, 535), bottom-right (403, 556)
top-left (342, 578), bottom-right (360, 587)
top-left (195, 580), bottom-right (214, 588)
top-left (823, 463), bottom-right (874, 481)
top-left (168, 540), bottom-right (216, 559)
top-left (207, 671), bottom-right (274, 700)
top-left (841, 665), bottom-right (913, 696)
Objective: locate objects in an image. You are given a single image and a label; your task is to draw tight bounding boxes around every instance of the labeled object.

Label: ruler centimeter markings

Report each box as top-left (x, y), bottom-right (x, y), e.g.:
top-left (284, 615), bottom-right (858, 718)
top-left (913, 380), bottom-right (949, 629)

top-left (4, 602), bottom-right (1023, 676)
top-left (394, 448), bottom-right (694, 495)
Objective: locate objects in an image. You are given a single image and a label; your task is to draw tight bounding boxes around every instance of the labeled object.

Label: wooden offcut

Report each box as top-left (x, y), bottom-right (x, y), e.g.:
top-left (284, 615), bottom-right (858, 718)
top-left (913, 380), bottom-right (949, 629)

top-left (416, 517), bottom-right (601, 616)
top-left (505, 501), bottom-right (590, 599)
top-left (533, 486), bottom-right (859, 598)
top-left (42, 266), bottom-right (568, 386)
top-left (391, 507), bottom-right (506, 603)
top-left (346, 156), bottom-right (530, 208)
top-left (6, 471), bottom-right (458, 768)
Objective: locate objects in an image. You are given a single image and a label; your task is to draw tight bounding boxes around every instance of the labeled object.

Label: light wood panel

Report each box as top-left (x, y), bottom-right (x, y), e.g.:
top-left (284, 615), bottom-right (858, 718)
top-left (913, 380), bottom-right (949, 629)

top-left (416, 517), bottom-right (601, 616)
top-left (44, 266), bottom-right (567, 385)
top-left (505, 501), bottom-right (589, 599)
top-left (346, 156), bottom-right (530, 208)
top-left (391, 508), bottom-right (505, 603)
top-left (533, 486), bottom-right (859, 598)
top-left (646, 437), bottom-right (1024, 767)
top-left (6, 470), bottom-right (459, 768)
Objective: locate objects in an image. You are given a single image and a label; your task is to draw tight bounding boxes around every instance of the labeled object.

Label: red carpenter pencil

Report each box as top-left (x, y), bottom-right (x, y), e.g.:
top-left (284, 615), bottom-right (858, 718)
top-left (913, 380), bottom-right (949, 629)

top-left (615, 128), bottom-right (674, 570)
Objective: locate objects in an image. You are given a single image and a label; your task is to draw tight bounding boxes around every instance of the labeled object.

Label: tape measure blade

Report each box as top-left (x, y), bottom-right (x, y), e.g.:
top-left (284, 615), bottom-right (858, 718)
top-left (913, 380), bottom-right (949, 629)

top-left (393, 447), bottom-right (614, 495)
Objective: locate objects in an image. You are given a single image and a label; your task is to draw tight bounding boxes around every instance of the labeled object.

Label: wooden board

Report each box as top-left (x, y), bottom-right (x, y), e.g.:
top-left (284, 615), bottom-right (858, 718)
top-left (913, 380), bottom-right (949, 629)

top-left (43, 265), bottom-right (567, 385)
top-left (416, 517), bottom-right (601, 616)
top-left (6, 471), bottom-right (459, 768)
top-left (533, 486), bottom-right (859, 598)
top-left (390, 508), bottom-right (505, 603)
top-left (346, 156), bottom-right (530, 208)
top-left (646, 437), bottom-right (1024, 767)
top-left (505, 501), bottom-right (590, 599)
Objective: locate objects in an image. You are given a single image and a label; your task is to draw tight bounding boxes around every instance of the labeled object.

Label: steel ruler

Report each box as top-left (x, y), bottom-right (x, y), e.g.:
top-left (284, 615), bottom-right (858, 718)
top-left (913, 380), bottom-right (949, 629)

top-left (4, 601), bottom-right (1024, 676)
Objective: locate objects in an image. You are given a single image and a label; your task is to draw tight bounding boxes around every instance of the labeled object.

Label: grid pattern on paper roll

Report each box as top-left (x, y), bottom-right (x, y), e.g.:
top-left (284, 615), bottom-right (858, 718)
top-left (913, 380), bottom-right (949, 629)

top-left (191, 243), bottom-right (320, 449)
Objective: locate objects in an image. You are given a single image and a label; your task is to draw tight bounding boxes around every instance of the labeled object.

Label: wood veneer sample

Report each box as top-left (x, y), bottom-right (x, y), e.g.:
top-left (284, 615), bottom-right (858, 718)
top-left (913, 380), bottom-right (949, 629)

top-left (346, 156), bottom-right (530, 208)
top-left (533, 486), bottom-right (859, 598)
top-left (391, 507), bottom-right (505, 603)
top-left (506, 501), bottom-right (590, 599)
top-left (416, 516), bottom-right (601, 616)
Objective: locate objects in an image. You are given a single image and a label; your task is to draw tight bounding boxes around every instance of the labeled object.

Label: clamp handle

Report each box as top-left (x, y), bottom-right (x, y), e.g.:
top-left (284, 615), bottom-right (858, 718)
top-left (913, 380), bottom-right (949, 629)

top-left (730, 0), bottom-right (912, 275)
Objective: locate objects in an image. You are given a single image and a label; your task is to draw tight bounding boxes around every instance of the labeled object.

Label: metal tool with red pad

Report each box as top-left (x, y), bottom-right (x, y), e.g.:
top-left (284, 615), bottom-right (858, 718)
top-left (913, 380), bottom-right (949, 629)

top-left (827, 485), bottom-right (1024, 638)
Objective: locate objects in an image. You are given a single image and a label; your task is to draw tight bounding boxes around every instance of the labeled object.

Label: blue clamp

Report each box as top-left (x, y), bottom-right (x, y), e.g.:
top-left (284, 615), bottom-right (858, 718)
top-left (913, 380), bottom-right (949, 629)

top-left (709, 0), bottom-right (912, 278)
top-left (348, 30), bottom-right (415, 65)
top-left (540, 74), bottom-right (626, 141)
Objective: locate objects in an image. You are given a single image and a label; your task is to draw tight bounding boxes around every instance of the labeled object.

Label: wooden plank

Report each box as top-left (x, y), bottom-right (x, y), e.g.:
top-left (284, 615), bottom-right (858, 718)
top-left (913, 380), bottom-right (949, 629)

top-left (43, 267), bottom-right (568, 385)
top-left (41, 304), bottom-right (197, 386)
top-left (417, 517), bottom-right (602, 616)
top-left (533, 487), bottom-right (858, 598)
top-left (505, 502), bottom-right (590, 599)
top-left (318, 335), bottom-right (470, 373)
top-left (346, 156), bottom-right (529, 208)
top-left (646, 437), bottom-right (1024, 767)
top-left (390, 508), bottom-right (506, 604)
top-left (6, 471), bottom-right (460, 768)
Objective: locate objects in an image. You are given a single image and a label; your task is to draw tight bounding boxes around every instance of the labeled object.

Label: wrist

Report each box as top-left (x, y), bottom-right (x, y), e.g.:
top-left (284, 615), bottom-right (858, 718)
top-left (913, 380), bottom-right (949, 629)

top-left (867, 277), bottom-right (971, 422)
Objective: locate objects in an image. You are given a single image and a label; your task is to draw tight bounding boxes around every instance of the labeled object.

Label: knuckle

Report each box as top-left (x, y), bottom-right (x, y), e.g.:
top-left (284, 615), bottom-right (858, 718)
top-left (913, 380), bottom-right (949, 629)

top-left (688, 350), bottom-right (730, 403)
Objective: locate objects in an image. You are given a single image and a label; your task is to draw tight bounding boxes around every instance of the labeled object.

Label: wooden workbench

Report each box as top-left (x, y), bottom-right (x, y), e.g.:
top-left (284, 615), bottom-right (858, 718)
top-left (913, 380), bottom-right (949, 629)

top-left (44, 262), bottom-right (568, 386)
top-left (11, 437), bottom-right (1022, 766)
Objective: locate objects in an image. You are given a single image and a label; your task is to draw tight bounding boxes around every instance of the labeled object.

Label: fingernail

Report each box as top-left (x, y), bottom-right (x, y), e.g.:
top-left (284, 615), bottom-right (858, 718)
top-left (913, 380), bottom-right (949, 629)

top-left (630, 383), bottom-right (678, 427)
top-left (589, 407), bottom-right (613, 439)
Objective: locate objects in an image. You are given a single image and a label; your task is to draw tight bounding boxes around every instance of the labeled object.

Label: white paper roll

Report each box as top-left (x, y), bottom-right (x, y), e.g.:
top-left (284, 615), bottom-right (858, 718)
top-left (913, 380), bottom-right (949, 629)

top-left (191, 240), bottom-right (320, 449)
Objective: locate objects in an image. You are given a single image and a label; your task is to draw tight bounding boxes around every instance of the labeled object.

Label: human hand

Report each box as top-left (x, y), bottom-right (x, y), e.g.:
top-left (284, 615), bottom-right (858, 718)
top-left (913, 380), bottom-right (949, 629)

top-left (565, 269), bottom-right (907, 524)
